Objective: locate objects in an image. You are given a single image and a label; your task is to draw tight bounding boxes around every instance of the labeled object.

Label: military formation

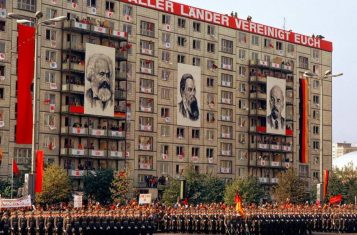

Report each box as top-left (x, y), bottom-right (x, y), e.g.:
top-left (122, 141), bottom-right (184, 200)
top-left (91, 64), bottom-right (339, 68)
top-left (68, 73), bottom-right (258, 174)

top-left (1, 203), bottom-right (357, 234)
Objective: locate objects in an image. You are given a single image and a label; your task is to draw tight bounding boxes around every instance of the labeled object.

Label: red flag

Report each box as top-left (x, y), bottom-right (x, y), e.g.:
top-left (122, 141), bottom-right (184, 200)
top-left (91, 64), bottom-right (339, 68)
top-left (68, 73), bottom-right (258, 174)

top-left (323, 170), bottom-right (329, 200)
top-left (35, 150), bottom-right (44, 193)
top-left (183, 198), bottom-right (188, 206)
top-left (13, 160), bottom-right (20, 175)
top-left (234, 192), bottom-right (245, 216)
top-left (16, 24), bottom-right (35, 144)
top-left (329, 194), bottom-right (342, 205)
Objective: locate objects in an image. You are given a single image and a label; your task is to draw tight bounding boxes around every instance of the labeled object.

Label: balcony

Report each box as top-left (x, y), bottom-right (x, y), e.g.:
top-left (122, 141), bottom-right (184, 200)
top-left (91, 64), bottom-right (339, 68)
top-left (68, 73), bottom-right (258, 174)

top-left (139, 144), bottom-right (152, 151)
top-left (221, 115), bottom-right (231, 121)
top-left (89, 128), bottom-right (107, 137)
top-left (61, 127), bottom-right (88, 135)
top-left (141, 67), bottom-right (153, 74)
top-left (221, 150), bottom-right (231, 156)
top-left (282, 145), bottom-right (292, 152)
top-left (250, 92), bottom-right (267, 100)
top-left (61, 148), bottom-right (87, 156)
top-left (257, 160), bottom-right (268, 167)
top-left (257, 143), bottom-right (269, 150)
top-left (108, 130), bottom-right (124, 138)
top-left (271, 178), bottom-right (279, 184)
top-left (109, 151), bottom-right (125, 158)
top-left (62, 84), bottom-right (85, 93)
top-left (116, 71), bottom-right (127, 80)
top-left (115, 90), bottom-right (126, 100)
top-left (256, 126), bottom-right (267, 133)
top-left (139, 163), bottom-right (152, 170)
top-left (68, 170), bottom-right (96, 177)
top-left (270, 161), bottom-right (281, 167)
top-left (250, 75), bottom-right (267, 84)
top-left (177, 154), bottom-right (185, 161)
top-left (222, 81), bottom-right (232, 87)
top-left (250, 109), bottom-right (267, 116)
top-left (62, 62), bottom-right (85, 73)
top-left (140, 105), bottom-right (153, 112)
top-left (283, 162), bottom-right (291, 168)
top-left (258, 177), bottom-right (269, 184)
top-left (270, 62), bottom-right (281, 69)
top-left (140, 87), bottom-right (153, 93)
top-left (191, 156), bottom-right (199, 163)
top-left (286, 129), bottom-right (293, 136)
top-left (220, 167), bottom-right (231, 174)
top-left (89, 149), bottom-right (106, 157)
top-left (140, 124), bottom-right (152, 132)
top-left (221, 133), bottom-right (231, 139)
top-left (62, 105), bottom-right (84, 114)
top-left (270, 144), bottom-right (281, 151)
top-left (141, 48), bottom-right (154, 55)
top-left (282, 64), bottom-right (293, 72)
top-left (250, 60), bottom-right (269, 67)
top-left (221, 64), bottom-right (232, 70)
top-left (221, 98), bottom-right (231, 104)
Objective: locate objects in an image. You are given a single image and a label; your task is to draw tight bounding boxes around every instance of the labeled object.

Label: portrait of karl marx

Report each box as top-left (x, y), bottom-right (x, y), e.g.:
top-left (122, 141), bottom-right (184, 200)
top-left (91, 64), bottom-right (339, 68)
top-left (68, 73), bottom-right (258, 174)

top-left (178, 73), bottom-right (199, 121)
top-left (85, 53), bottom-right (114, 111)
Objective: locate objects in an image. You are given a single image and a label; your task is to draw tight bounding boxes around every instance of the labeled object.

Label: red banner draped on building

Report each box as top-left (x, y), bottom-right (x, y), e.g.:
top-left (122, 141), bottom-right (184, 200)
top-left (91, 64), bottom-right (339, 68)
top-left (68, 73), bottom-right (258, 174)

top-left (16, 24), bottom-right (35, 144)
top-left (323, 169), bottom-right (329, 200)
top-left (299, 79), bottom-right (309, 163)
top-left (35, 150), bottom-right (44, 193)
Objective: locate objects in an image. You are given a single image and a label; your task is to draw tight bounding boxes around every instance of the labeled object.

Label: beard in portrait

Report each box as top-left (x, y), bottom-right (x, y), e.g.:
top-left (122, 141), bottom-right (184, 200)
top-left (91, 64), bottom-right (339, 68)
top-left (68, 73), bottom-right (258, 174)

top-left (267, 85), bottom-right (285, 130)
top-left (178, 73), bottom-right (199, 121)
top-left (85, 54), bottom-right (114, 111)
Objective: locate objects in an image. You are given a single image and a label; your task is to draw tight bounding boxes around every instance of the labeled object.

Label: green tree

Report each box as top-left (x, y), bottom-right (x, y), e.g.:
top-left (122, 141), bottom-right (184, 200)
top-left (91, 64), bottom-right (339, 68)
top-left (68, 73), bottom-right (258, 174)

top-left (224, 177), bottom-right (265, 205)
top-left (83, 169), bottom-right (114, 205)
top-left (273, 168), bottom-right (307, 204)
top-left (162, 177), bottom-right (180, 205)
top-left (110, 170), bottom-right (131, 205)
top-left (0, 179), bottom-right (11, 198)
top-left (36, 165), bottom-right (72, 205)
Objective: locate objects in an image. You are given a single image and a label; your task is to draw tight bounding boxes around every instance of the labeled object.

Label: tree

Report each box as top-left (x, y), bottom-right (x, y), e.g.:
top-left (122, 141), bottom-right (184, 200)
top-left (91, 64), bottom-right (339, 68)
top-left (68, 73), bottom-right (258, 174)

top-left (110, 170), bottom-right (131, 205)
top-left (36, 165), bottom-right (72, 205)
top-left (162, 177), bottom-right (180, 205)
top-left (273, 168), bottom-right (307, 204)
top-left (224, 177), bottom-right (265, 205)
top-left (0, 179), bottom-right (11, 198)
top-left (83, 169), bottom-right (114, 205)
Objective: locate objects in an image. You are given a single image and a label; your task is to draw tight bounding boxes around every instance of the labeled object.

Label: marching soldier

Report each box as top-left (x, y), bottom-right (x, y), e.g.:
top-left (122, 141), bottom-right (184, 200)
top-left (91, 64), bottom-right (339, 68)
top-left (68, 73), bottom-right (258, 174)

top-left (45, 210), bottom-right (55, 235)
top-left (10, 210), bottom-right (20, 235)
top-left (27, 211), bottom-right (37, 235)
top-left (19, 211), bottom-right (27, 235)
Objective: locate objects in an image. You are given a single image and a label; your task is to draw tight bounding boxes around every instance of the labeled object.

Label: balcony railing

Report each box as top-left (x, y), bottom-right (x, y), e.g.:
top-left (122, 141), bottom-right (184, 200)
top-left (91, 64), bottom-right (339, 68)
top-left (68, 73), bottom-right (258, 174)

top-left (89, 149), bottom-right (106, 157)
top-left (258, 177), bottom-right (269, 183)
top-left (140, 124), bottom-right (152, 131)
top-left (60, 148), bottom-right (87, 156)
top-left (191, 156), bottom-right (199, 163)
top-left (220, 167), bottom-right (231, 174)
top-left (257, 160), bottom-right (268, 166)
top-left (89, 128), bottom-right (107, 137)
top-left (109, 151), bottom-right (125, 158)
top-left (62, 62), bottom-right (85, 72)
top-left (221, 115), bottom-right (231, 121)
top-left (140, 106), bottom-right (153, 112)
top-left (270, 144), bottom-right (281, 150)
top-left (140, 87), bottom-right (153, 93)
top-left (221, 133), bottom-right (231, 139)
top-left (270, 161), bottom-right (281, 167)
top-left (139, 163), bottom-right (152, 170)
top-left (221, 98), bottom-right (231, 104)
top-left (62, 84), bottom-right (85, 93)
top-left (257, 143), bottom-right (269, 149)
top-left (108, 130), bottom-right (125, 138)
top-left (282, 145), bottom-right (292, 151)
top-left (271, 178), bottom-right (279, 184)
top-left (139, 144), bottom-right (152, 151)
top-left (221, 150), bottom-right (231, 156)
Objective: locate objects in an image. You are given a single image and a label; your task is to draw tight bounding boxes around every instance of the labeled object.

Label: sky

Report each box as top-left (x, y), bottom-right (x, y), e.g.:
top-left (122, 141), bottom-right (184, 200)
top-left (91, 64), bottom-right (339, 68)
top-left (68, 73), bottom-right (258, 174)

top-left (173, 0), bottom-right (357, 143)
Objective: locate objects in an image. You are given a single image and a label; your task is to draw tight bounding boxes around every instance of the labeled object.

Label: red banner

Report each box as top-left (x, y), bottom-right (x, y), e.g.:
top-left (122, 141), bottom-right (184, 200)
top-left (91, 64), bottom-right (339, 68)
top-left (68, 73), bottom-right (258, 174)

top-left (323, 170), bottom-right (329, 199)
top-left (121, 0), bottom-right (332, 52)
top-left (16, 24), bottom-right (35, 144)
top-left (299, 79), bottom-right (309, 163)
top-left (35, 150), bottom-right (44, 193)
top-left (329, 194), bottom-right (342, 205)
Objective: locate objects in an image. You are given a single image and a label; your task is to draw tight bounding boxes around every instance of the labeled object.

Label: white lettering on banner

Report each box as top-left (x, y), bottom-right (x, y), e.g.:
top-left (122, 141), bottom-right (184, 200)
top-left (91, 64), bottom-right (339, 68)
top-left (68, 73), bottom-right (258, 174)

top-left (122, 0), bottom-right (331, 51)
top-left (0, 195), bottom-right (32, 208)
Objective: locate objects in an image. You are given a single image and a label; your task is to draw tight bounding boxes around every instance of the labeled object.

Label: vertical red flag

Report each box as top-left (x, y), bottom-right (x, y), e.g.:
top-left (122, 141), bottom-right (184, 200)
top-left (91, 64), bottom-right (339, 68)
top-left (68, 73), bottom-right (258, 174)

top-left (16, 24), bottom-right (35, 144)
top-left (35, 150), bottom-right (44, 193)
top-left (234, 192), bottom-right (245, 216)
top-left (323, 169), bottom-right (329, 200)
top-left (13, 159), bottom-right (20, 175)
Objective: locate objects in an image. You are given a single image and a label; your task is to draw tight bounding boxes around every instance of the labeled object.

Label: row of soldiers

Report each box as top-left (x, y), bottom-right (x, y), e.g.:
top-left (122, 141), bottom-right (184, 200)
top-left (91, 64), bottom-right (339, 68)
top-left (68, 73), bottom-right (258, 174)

top-left (1, 204), bottom-right (357, 234)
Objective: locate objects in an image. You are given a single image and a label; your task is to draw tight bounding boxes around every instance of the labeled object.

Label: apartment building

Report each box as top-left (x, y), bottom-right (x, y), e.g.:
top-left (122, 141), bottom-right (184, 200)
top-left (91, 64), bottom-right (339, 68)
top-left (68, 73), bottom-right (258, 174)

top-left (0, 0), bottom-right (333, 194)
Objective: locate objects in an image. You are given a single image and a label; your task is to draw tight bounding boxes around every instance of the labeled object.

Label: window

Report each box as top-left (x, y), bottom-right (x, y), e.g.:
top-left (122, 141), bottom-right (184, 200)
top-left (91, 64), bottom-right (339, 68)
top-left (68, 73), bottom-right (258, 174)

top-left (0, 65), bottom-right (4, 76)
top-left (0, 88), bottom-right (3, 99)
top-left (123, 5), bottom-right (132, 16)
top-left (161, 125), bottom-right (170, 137)
top-left (193, 22), bottom-right (201, 32)
top-left (162, 14), bottom-right (170, 24)
top-left (313, 125), bottom-right (319, 135)
top-left (45, 71), bottom-right (56, 83)
top-left (174, 17), bottom-right (184, 29)
top-left (177, 128), bottom-right (185, 139)
top-left (313, 141), bottom-right (320, 150)
top-left (140, 21), bottom-right (155, 37)
top-left (206, 112), bottom-right (215, 123)
top-left (222, 39), bottom-right (233, 54)
top-left (207, 43), bottom-right (215, 53)
top-left (240, 83), bottom-right (246, 93)
top-left (162, 32), bottom-right (171, 44)
top-left (238, 32), bottom-right (247, 43)
top-left (239, 66), bottom-right (247, 77)
top-left (176, 146), bottom-right (184, 156)
top-left (0, 21), bottom-right (5, 32)
top-left (192, 57), bottom-right (200, 66)
top-left (312, 49), bottom-right (320, 60)
top-left (44, 114), bottom-right (55, 128)
top-left (251, 35), bottom-right (259, 46)
top-left (221, 56), bottom-right (233, 70)
top-left (192, 129), bottom-right (200, 139)
top-left (287, 44), bottom-right (295, 53)
top-left (207, 77), bottom-right (214, 87)
top-left (276, 41), bottom-right (283, 50)
top-left (105, 1), bottom-right (115, 11)
top-left (177, 54), bottom-right (185, 64)
top-left (299, 56), bottom-right (309, 69)
top-left (263, 55), bottom-right (271, 63)
top-left (313, 80), bottom-right (320, 89)
top-left (313, 171), bottom-right (319, 180)
top-left (122, 24), bottom-right (132, 35)
top-left (140, 40), bottom-right (154, 55)
top-left (299, 165), bottom-right (309, 177)
top-left (221, 74), bottom-right (233, 87)
top-left (161, 88), bottom-right (171, 100)
top-left (140, 59), bottom-right (154, 74)
top-left (221, 91), bottom-right (232, 104)
top-left (238, 49), bottom-right (246, 60)
top-left (206, 148), bottom-right (214, 158)
top-left (251, 52), bottom-right (259, 60)
top-left (139, 97), bottom-right (154, 112)
top-left (161, 51), bottom-right (171, 63)
top-left (161, 145), bottom-right (169, 155)
top-left (221, 108), bottom-right (233, 121)
top-left (45, 50), bottom-right (56, 62)
top-left (221, 125), bottom-right (232, 138)
top-left (18, 0), bottom-right (36, 12)
top-left (161, 107), bottom-right (170, 118)
top-left (14, 148), bottom-right (31, 164)
top-left (139, 116), bottom-right (153, 131)
top-left (313, 110), bottom-right (320, 120)
top-left (45, 29), bottom-right (56, 41)
top-left (46, 8), bottom-right (57, 20)
top-left (207, 94), bottom-right (215, 107)
top-left (313, 95), bottom-right (320, 105)
top-left (207, 25), bottom-right (215, 36)
top-left (312, 65), bottom-right (320, 74)
top-left (207, 60), bottom-right (216, 70)
top-left (238, 99), bottom-right (247, 110)
top-left (44, 93), bottom-right (56, 104)
top-left (207, 130), bottom-right (214, 141)
top-left (162, 70), bottom-right (170, 81)
top-left (191, 147), bottom-right (199, 157)
top-left (138, 155), bottom-right (153, 170)
top-left (263, 38), bottom-right (271, 48)
top-left (138, 136), bottom-right (153, 150)
top-left (140, 79), bottom-right (154, 93)
top-left (177, 36), bottom-right (186, 47)
top-left (193, 39), bottom-right (201, 50)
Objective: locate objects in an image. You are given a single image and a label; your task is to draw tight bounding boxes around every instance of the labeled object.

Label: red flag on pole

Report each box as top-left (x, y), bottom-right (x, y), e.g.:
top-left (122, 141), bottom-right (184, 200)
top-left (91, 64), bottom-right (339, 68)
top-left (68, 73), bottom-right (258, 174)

top-left (323, 169), bottom-right (329, 200)
top-left (234, 192), bottom-right (245, 216)
top-left (13, 160), bottom-right (20, 175)
top-left (329, 194), bottom-right (342, 205)
top-left (35, 150), bottom-right (44, 193)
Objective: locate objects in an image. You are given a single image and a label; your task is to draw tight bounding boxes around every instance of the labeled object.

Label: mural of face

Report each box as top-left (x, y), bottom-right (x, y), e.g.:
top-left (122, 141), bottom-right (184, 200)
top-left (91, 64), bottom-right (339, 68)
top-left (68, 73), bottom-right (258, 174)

top-left (179, 74), bottom-right (199, 121)
top-left (269, 85), bottom-right (284, 119)
top-left (86, 54), bottom-right (114, 110)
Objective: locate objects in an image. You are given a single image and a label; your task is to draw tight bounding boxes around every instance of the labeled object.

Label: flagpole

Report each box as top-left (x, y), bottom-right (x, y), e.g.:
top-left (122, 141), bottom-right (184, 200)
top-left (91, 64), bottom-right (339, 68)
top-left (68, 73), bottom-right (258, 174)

top-left (11, 158), bottom-right (14, 199)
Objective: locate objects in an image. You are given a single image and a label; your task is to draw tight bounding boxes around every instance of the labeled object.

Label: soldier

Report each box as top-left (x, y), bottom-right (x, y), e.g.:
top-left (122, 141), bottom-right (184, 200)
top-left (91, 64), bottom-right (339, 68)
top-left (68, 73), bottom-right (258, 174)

top-left (19, 211), bottom-right (27, 235)
top-left (45, 210), bottom-right (55, 235)
top-left (2, 211), bottom-right (10, 235)
top-left (37, 210), bottom-right (46, 235)
top-left (55, 211), bottom-right (64, 235)
top-left (27, 211), bottom-right (37, 235)
top-left (10, 210), bottom-right (20, 235)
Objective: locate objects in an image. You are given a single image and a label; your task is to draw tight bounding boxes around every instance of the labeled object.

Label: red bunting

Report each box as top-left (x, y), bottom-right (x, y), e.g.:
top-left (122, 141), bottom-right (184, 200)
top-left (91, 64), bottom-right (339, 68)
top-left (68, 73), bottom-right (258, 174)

top-left (13, 160), bottom-right (20, 176)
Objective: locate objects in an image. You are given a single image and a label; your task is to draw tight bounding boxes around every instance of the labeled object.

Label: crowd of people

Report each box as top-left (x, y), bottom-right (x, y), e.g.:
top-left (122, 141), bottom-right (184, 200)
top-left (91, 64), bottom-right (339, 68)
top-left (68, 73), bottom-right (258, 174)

top-left (1, 203), bottom-right (357, 234)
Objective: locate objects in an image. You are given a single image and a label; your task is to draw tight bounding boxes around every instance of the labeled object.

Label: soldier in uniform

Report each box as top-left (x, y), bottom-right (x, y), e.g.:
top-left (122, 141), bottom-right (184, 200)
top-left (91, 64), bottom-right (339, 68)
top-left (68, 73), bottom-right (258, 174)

top-left (19, 210), bottom-right (27, 235)
top-left (10, 210), bottom-right (20, 235)
top-left (27, 211), bottom-right (37, 235)
top-left (2, 211), bottom-right (10, 235)
top-left (45, 210), bottom-right (55, 235)
top-left (37, 210), bottom-right (46, 235)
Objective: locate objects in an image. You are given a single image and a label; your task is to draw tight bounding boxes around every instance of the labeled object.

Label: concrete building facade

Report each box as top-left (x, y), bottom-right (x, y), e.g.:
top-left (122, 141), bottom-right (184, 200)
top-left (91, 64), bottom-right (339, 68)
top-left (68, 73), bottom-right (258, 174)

top-left (0, 0), bottom-right (333, 194)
